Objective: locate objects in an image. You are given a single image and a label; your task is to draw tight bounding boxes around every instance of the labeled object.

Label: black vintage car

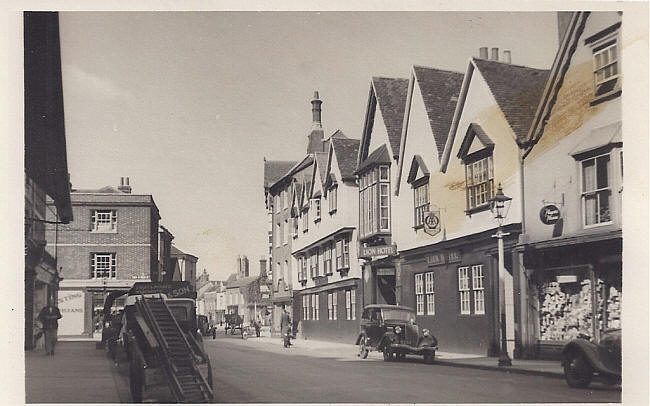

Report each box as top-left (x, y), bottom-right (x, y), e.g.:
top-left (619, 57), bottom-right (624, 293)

top-left (355, 304), bottom-right (438, 363)
top-left (562, 328), bottom-right (621, 388)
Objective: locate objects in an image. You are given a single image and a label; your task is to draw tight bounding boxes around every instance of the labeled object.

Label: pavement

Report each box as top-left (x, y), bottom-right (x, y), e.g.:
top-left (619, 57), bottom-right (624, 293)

top-left (222, 333), bottom-right (566, 379)
top-left (25, 340), bottom-right (130, 403)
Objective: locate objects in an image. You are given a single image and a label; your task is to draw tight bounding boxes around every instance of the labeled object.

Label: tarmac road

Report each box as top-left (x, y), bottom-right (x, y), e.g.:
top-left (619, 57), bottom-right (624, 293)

top-left (205, 335), bottom-right (621, 404)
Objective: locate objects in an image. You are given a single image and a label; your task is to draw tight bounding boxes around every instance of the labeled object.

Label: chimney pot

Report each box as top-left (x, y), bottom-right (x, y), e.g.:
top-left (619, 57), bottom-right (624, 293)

top-left (491, 47), bottom-right (499, 61)
top-left (120, 177), bottom-right (124, 186)
top-left (503, 50), bottom-right (511, 64)
top-left (126, 177), bottom-right (130, 186)
top-left (479, 47), bottom-right (488, 59)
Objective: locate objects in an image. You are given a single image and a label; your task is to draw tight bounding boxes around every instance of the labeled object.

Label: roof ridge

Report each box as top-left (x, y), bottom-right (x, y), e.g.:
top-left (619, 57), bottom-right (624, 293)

top-left (471, 56), bottom-right (550, 72)
top-left (413, 64), bottom-right (464, 75)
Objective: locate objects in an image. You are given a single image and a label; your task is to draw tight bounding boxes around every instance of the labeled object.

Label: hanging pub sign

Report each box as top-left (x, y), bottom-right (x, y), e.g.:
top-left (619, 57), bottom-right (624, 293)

top-left (539, 204), bottom-right (561, 225)
top-left (423, 206), bottom-right (441, 236)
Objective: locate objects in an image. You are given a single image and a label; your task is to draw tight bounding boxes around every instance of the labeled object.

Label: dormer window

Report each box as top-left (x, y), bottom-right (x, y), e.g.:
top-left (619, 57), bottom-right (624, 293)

top-left (302, 208), bottom-right (309, 233)
top-left (465, 155), bottom-right (494, 211)
top-left (586, 22), bottom-right (621, 104)
top-left (313, 197), bottom-right (321, 222)
top-left (413, 182), bottom-right (430, 228)
top-left (328, 186), bottom-right (338, 214)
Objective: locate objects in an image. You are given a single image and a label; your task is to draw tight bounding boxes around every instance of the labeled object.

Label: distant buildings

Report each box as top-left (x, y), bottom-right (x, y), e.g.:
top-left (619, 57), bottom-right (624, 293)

top-left (168, 245), bottom-right (199, 290)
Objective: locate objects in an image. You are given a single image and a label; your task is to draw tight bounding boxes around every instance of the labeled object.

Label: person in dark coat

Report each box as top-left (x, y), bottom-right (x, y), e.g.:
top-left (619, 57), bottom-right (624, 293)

top-left (38, 303), bottom-right (62, 355)
top-left (280, 305), bottom-right (292, 347)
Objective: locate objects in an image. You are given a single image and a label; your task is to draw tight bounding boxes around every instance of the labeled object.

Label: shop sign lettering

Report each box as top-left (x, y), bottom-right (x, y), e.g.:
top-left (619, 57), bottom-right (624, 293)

top-left (359, 244), bottom-right (397, 258)
top-left (426, 250), bottom-right (461, 266)
top-left (539, 204), bottom-right (561, 225)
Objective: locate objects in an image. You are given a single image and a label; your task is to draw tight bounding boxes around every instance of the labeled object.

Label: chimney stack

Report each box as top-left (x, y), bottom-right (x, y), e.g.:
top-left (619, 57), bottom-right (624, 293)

top-left (491, 47), bottom-right (499, 61)
top-left (307, 91), bottom-right (325, 154)
top-left (259, 258), bottom-right (267, 279)
top-left (503, 50), bottom-right (511, 64)
top-left (118, 176), bottom-right (132, 193)
top-left (479, 47), bottom-right (488, 59)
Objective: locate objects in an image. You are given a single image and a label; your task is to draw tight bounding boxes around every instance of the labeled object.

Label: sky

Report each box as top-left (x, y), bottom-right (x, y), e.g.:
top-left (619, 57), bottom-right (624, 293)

top-left (58, 11), bottom-right (560, 281)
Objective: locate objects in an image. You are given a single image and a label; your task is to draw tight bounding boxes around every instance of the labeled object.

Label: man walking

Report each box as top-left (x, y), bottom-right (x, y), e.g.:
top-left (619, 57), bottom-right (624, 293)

top-left (280, 305), bottom-right (291, 348)
top-left (38, 301), bottom-right (62, 355)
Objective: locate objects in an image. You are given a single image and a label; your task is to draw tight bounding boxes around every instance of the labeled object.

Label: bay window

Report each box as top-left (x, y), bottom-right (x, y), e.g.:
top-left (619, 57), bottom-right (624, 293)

top-left (359, 165), bottom-right (391, 238)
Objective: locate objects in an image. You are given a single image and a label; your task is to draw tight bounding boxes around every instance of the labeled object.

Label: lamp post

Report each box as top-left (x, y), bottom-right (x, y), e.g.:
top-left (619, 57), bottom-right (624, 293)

top-left (490, 183), bottom-right (512, 367)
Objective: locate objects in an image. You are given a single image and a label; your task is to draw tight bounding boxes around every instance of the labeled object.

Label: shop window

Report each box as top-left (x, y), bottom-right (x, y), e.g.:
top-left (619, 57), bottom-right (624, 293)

top-left (91, 210), bottom-right (117, 232)
top-left (91, 253), bottom-right (116, 279)
top-left (581, 153), bottom-right (612, 227)
top-left (472, 265), bottom-right (485, 315)
top-left (312, 294), bottom-right (319, 320)
top-left (465, 156), bottom-right (494, 211)
top-left (359, 165), bottom-right (391, 238)
top-left (458, 267), bottom-right (471, 315)
top-left (413, 182), bottom-right (430, 228)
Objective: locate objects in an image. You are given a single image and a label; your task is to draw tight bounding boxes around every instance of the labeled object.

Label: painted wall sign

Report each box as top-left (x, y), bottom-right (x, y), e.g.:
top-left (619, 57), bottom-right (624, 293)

top-left (539, 204), bottom-right (561, 225)
top-left (425, 250), bottom-right (462, 266)
top-left (57, 290), bottom-right (85, 336)
top-left (359, 244), bottom-right (397, 258)
top-left (423, 208), bottom-right (441, 236)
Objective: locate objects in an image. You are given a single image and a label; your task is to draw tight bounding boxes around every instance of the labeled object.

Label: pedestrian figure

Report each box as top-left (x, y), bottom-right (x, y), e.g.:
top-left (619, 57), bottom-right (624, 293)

top-left (38, 302), bottom-right (62, 356)
top-left (253, 318), bottom-right (261, 338)
top-left (280, 305), bottom-right (292, 348)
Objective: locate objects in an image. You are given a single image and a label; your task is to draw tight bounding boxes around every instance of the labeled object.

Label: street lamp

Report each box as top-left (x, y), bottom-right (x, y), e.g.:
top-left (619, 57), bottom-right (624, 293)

top-left (489, 183), bottom-right (512, 367)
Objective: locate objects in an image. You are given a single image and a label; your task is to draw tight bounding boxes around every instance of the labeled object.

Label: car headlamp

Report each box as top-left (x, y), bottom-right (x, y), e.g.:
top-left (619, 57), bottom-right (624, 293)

top-left (104, 322), bottom-right (110, 328)
top-left (394, 326), bottom-right (402, 334)
top-left (422, 328), bottom-right (430, 336)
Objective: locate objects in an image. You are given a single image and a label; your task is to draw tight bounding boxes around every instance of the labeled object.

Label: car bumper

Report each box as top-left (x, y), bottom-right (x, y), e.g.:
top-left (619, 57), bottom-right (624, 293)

top-left (389, 343), bottom-right (437, 354)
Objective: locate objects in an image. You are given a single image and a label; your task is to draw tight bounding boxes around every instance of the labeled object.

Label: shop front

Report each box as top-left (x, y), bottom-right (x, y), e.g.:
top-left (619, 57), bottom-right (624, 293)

top-left (521, 232), bottom-right (622, 359)
top-left (399, 225), bottom-right (521, 356)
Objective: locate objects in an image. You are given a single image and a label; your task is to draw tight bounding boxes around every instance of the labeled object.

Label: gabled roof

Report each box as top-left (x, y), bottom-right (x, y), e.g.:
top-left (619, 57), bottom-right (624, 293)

top-left (170, 245), bottom-right (198, 260)
top-left (331, 137), bottom-right (360, 181)
top-left (457, 123), bottom-right (494, 159)
top-left (314, 152), bottom-right (329, 186)
top-left (406, 155), bottom-right (430, 184)
top-left (412, 66), bottom-right (465, 159)
top-left (524, 12), bottom-right (591, 158)
top-left (472, 58), bottom-right (550, 142)
top-left (356, 144), bottom-right (391, 174)
top-left (263, 160), bottom-right (296, 188)
top-left (270, 155), bottom-right (313, 192)
top-left (226, 275), bottom-right (259, 289)
top-left (372, 77), bottom-right (409, 159)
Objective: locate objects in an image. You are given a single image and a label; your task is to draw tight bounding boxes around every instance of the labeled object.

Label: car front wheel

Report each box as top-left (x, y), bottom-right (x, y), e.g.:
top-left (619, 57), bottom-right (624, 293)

top-left (423, 351), bottom-right (435, 364)
top-left (358, 338), bottom-right (369, 359)
top-left (564, 353), bottom-right (593, 388)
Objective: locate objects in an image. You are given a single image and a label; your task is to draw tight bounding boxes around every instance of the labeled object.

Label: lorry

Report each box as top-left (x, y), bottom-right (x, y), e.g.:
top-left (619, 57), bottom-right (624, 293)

top-left (112, 282), bottom-right (214, 403)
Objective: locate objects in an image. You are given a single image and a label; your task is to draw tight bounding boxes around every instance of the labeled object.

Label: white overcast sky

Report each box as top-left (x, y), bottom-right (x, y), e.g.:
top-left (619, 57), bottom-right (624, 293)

top-left (58, 11), bottom-right (561, 281)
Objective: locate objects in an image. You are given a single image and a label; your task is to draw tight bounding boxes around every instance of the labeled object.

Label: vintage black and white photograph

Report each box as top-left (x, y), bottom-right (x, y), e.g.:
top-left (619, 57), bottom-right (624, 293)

top-left (13, 3), bottom-right (649, 404)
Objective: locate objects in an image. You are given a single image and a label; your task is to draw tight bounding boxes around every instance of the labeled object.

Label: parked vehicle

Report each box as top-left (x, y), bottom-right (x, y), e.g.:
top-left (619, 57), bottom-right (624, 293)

top-left (224, 313), bottom-right (247, 338)
top-left (197, 315), bottom-right (216, 338)
top-left (562, 328), bottom-right (621, 388)
top-left (355, 304), bottom-right (438, 363)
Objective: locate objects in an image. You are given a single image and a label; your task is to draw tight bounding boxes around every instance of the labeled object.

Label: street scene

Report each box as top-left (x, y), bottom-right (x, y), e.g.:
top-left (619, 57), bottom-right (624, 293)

top-left (21, 7), bottom-right (645, 405)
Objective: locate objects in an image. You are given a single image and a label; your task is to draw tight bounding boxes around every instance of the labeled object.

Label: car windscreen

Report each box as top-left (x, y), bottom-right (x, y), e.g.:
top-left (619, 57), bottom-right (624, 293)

top-left (169, 306), bottom-right (188, 322)
top-left (382, 309), bottom-right (415, 321)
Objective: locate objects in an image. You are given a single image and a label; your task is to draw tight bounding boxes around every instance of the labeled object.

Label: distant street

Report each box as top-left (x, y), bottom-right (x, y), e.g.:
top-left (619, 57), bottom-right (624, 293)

top-left (206, 336), bottom-right (621, 404)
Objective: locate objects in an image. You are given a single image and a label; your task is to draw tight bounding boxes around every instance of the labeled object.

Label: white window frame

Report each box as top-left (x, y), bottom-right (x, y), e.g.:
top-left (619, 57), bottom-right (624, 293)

top-left (328, 186), bottom-right (338, 213)
top-left (581, 152), bottom-right (613, 228)
top-left (593, 41), bottom-right (619, 86)
top-left (323, 243), bottom-right (332, 275)
top-left (415, 273), bottom-right (424, 315)
top-left (314, 197), bottom-right (321, 221)
top-left (425, 271), bottom-right (435, 315)
top-left (302, 209), bottom-right (309, 232)
top-left (91, 209), bottom-right (117, 233)
top-left (303, 295), bottom-right (309, 321)
top-left (332, 291), bottom-right (337, 320)
top-left (359, 166), bottom-right (391, 238)
top-left (413, 182), bottom-right (430, 228)
top-left (458, 266), bottom-right (471, 315)
top-left (327, 293), bottom-right (333, 320)
top-left (91, 253), bottom-right (116, 279)
top-left (313, 294), bottom-right (319, 320)
top-left (471, 265), bottom-right (485, 315)
top-left (345, 290), bottom-right (352, 320)
top-left (465, 155), bottom-right (494, 210)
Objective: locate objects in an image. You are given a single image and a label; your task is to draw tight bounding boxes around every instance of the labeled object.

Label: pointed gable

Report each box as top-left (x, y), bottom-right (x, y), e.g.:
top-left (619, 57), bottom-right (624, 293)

top-left (457, 123), bottom-right (495, 159)
top-left (412, 66), bottom-right (465, 159)
top-left (314, 152), bottom-right (329, 187)
top-left (472, 58), bottom-right (550, 142)
top-left (406, 155), bottom-right (430, 184)
top-left (264, 160), bottom-right (296, 188)
top-left (356, 144), bottom-right (391, 174)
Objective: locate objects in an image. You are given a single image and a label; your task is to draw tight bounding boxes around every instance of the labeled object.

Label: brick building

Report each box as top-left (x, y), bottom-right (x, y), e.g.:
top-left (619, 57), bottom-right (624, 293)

top-left (45, 177), bottom-right (160, 336)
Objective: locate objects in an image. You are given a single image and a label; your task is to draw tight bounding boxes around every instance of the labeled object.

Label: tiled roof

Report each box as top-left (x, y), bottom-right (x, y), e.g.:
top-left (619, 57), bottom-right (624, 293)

top-left (226, 275), bottom-right (259, 288)
top-left (264, 160), bottom-right (296, 188)
top-left (170, 245), bottom-right (197, 259)
top-left (413, 66), bottom-right (464, 159)
top-left (372, 77), bottom-right (409, 159)
top-left (71, 186), bottom-right (126, 194)
top-left (356, 144), bottom-right (391, 174)
top-left (472, 58), bottom-right (550, 141)
top-left (314, 152), bottom-right (329, 185)
top-left (331, 136), bottom-right (360, 181)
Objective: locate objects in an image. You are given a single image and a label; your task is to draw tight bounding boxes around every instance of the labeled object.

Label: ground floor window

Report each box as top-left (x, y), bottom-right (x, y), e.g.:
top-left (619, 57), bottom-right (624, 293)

top-left (538, 278), bottom-right (621, 341)
top-left (345, 289), bottom-right (356, 320)
top-left (303, 295), bottom-right (310, 321)
top-left (328, 292), bottom-right (338, 320)
top-left (458, 267), bottom-right (471, 314)
top-left (312, 294), bottom-right (319, 320)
